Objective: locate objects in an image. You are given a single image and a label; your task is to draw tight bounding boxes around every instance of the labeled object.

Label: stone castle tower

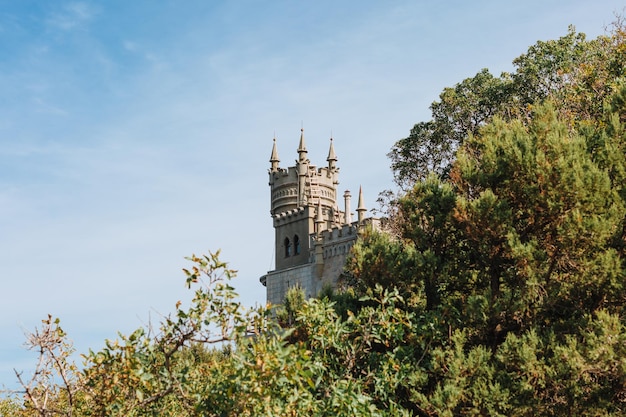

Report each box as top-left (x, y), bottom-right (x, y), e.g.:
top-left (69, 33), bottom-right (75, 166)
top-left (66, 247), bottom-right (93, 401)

top-left (260, 129), bottom-right (380, 305)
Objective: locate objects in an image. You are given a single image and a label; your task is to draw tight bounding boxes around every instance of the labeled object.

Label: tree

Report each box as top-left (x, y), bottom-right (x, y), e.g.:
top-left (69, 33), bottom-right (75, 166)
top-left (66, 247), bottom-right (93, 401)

top-left (455, 102), bottom-right (624, 339)
top-left (346, 90), bottom-right (626, 415)
top-left (389, 69), bottom-right (514, 187)
top-left (9, 315), bottom-right (82, 417)
top-left (389, 21), bottom-right (626, 188)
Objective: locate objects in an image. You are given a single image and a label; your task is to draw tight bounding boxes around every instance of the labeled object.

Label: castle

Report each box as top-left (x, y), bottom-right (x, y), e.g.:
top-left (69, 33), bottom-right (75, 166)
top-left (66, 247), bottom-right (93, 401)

top-left (259, 129), bottom-right (381, 305)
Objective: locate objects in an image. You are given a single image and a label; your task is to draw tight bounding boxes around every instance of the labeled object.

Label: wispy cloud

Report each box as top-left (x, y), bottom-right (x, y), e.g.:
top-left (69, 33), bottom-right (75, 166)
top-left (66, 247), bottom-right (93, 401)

top-left (32, 97), bottom-right (69, 116)
top-left (46, 1), bottom-right (97, 31)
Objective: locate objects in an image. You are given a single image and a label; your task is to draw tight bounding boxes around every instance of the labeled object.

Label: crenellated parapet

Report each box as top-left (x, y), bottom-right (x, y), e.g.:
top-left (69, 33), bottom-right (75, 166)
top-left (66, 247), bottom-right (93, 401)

top-left (269, 165), bottom-right (339, 216)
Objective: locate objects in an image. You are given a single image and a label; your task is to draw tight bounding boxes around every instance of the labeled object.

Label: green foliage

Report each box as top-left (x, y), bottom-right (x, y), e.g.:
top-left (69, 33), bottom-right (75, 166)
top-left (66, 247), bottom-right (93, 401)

top-left (389, 22), bottom-right (626, 187)
top-left (495, 310), bottom-right (626, 416)
top-left (450, 103), bottom-right (625, 335)
top-left (276, 284), bottom-right (306, 326)
top-left (346, 227), bottom-right (421, 304)
top-left (348, 54), bottom-right (626, 417)
top-left (0, 395), bottom-right (26, 417)
top-left (347, 18), bottom-right (626, 413)
top-left (76, 251), bottom-right (258, 416)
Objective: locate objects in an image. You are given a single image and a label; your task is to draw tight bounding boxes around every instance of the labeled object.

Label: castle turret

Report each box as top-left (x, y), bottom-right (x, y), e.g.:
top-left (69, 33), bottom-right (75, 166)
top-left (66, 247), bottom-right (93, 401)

top-left (262, 129), bottom-right (377, 305)
top-left (267, 129), bottom-right (342, 271)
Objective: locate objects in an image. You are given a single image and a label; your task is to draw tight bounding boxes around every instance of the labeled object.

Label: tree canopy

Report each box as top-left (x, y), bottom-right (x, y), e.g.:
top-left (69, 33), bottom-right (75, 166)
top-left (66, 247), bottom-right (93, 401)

top-left (389, 19), bottom-right (626, 188)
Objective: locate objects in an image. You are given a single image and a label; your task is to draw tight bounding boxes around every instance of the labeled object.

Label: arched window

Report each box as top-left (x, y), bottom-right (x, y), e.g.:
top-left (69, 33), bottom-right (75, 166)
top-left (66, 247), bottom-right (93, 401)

top-left (294, 235), bottom-right (300, 255)
top-left (284, 237), bottom-right (291, 257)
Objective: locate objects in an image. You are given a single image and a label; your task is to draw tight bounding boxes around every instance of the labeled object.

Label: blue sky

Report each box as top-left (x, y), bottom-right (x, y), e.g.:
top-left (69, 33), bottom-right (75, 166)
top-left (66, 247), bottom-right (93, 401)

top-left (1, 0), bottom-right (623, 389)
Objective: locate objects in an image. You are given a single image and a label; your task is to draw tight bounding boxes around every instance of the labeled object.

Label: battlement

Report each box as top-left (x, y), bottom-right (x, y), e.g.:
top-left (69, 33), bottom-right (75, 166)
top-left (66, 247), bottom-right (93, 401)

top-left (318, 222), bottom-right (357, 242)
top-left (315, 218), bottom-right (381, 259)
top-left (269, 164), bottom-right (338, 216)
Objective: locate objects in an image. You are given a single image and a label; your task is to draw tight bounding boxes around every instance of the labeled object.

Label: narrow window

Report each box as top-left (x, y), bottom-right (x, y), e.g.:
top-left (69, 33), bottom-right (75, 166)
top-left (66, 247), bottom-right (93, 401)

top-left (294, 235), bottom-right (300, 255)
top-left (284, 237), bottom-right (291, 257)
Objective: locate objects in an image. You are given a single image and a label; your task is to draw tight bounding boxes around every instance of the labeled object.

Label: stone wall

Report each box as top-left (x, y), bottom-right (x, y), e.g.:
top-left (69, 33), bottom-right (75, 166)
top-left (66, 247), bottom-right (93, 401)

top-left (262, 223), bottom-right (364, 305)
top-left (261, 263), bottom-right (317, 306)
top-left (319, 225), bottom-right (358, 289)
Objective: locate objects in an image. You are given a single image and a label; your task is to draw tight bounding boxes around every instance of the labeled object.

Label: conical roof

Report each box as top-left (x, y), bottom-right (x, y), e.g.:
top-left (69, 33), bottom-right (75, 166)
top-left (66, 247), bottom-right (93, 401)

top-left (269, 137), bottom-right (280, 163)
top-left (297, 128), bottom-right (307, 153)
top-left (327, 137), bottom-right (337, 162)
top-left (357, 186), bottom-right (366, 211)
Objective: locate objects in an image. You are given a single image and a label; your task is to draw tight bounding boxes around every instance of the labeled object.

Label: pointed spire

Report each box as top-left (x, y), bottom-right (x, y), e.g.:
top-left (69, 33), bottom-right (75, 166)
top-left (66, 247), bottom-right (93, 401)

top-left (269, 137), bottom-right (280, 171)
top-left (327, 136), bottom-right (337, 169)
top-left (296, 128), bottom-right (309, 205)
top-left (297, 128), bottom-right (307, 153)
top-left (357, 186), bottom-right (367, 224)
